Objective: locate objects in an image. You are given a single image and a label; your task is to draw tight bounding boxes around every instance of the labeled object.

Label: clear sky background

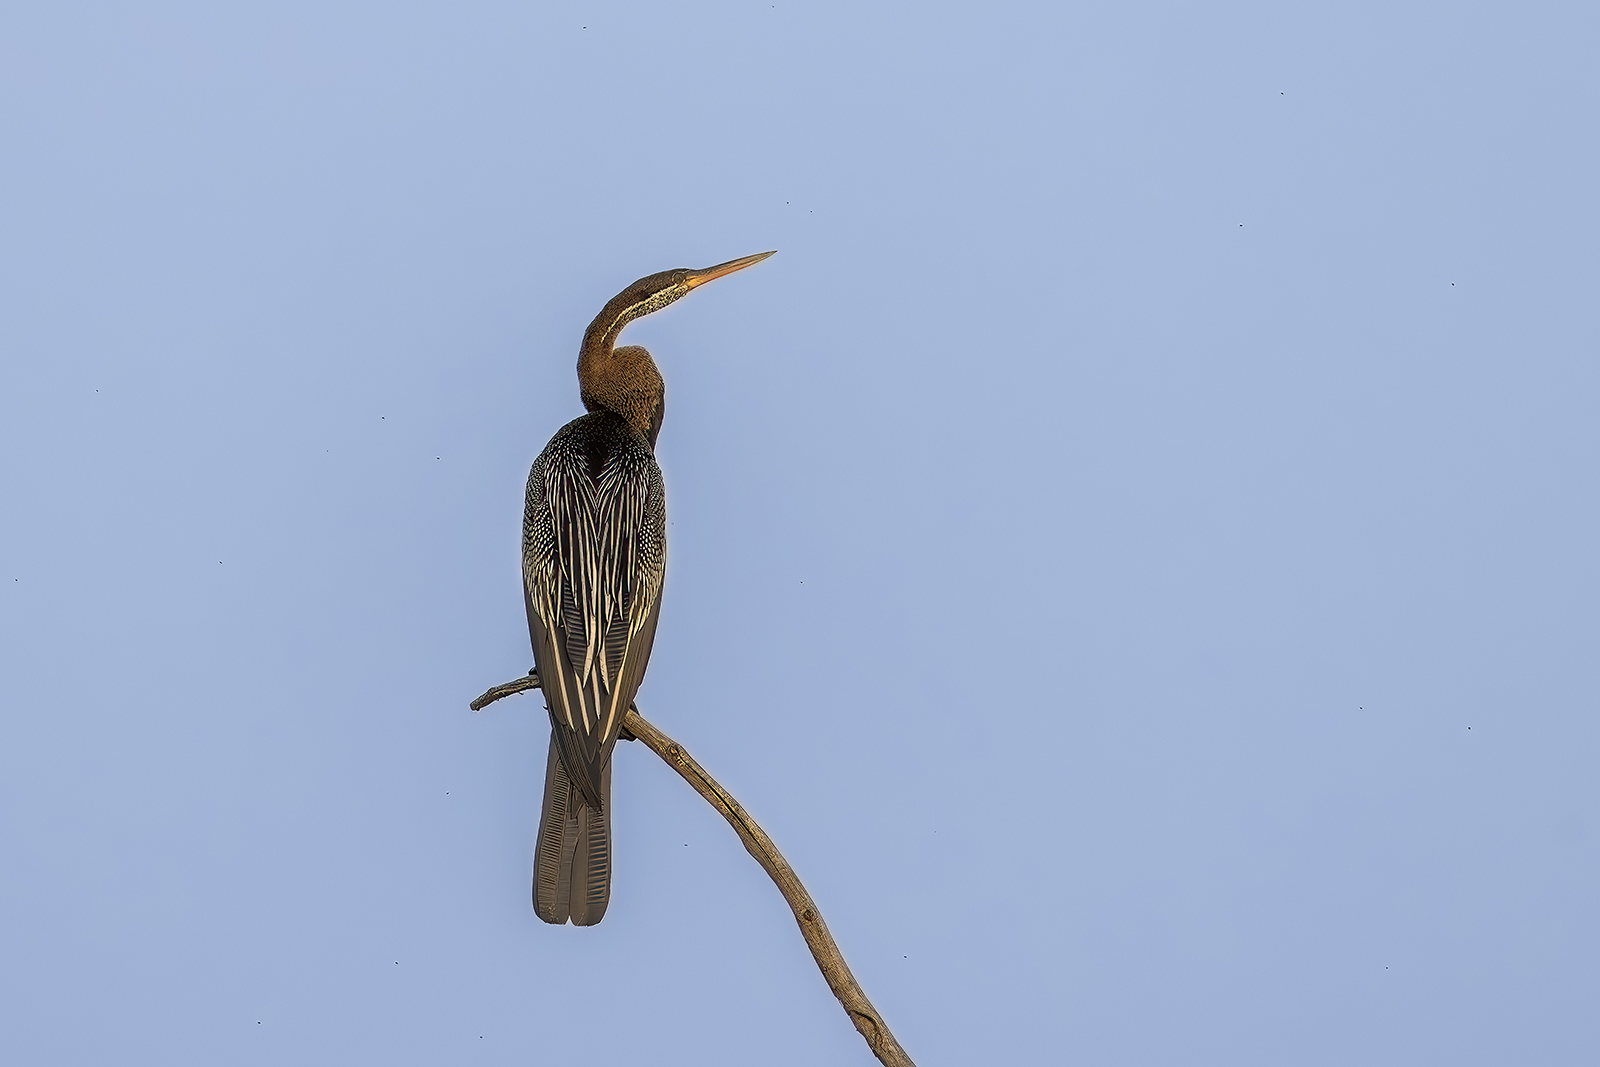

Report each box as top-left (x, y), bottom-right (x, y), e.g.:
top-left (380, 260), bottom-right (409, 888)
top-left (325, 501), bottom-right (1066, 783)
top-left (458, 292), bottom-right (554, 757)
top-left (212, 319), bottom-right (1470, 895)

top-left (2, 2), bottom-right (1596, 1064)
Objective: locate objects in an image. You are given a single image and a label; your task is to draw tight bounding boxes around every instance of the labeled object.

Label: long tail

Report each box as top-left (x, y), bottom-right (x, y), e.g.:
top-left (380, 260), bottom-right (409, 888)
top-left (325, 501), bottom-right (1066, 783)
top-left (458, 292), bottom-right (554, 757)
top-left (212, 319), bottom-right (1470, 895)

top-left (533, 733), bottom-right (612, 925)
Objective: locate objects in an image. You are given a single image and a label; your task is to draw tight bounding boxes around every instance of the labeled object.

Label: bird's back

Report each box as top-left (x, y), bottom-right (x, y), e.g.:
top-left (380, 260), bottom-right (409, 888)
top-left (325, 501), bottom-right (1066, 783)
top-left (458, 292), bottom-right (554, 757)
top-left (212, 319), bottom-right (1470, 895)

top-left (523, 410), bottom-right (664, 925)
top-left (523, 409), bottom-right (666, 808)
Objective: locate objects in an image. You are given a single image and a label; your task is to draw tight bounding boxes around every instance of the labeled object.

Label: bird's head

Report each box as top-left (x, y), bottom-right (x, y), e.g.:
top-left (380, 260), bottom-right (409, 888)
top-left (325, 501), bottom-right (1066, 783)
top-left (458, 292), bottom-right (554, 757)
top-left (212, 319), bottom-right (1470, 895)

top-left (577, 251), bottom-right (775, 447)
top-left (581, 251), bottom-right (776, 354)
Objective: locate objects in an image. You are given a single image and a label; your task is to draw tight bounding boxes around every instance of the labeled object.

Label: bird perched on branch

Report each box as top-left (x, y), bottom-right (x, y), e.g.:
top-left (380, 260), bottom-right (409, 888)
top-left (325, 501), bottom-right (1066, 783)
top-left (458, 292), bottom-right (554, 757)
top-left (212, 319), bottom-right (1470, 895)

top-left (523, 251), bottom-right (775, 925)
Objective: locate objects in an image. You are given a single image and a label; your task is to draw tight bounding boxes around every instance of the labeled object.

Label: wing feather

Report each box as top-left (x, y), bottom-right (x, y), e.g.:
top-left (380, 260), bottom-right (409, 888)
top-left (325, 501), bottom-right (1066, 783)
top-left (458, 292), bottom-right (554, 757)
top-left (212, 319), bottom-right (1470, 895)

top-left (523, 412), bottom-right (665, 805)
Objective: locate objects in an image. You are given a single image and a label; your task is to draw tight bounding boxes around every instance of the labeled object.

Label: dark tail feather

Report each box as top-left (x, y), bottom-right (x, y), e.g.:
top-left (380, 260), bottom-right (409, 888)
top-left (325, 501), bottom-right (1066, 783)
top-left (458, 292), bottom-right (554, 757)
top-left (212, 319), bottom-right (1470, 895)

top-left (533, 733), bottom-right (611, 926)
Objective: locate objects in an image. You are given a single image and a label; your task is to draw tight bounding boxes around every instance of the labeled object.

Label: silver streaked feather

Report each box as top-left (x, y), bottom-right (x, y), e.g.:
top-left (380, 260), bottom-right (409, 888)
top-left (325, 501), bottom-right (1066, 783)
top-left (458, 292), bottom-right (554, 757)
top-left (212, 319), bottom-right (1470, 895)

top-left (523, 410), bottom-right (665, 807)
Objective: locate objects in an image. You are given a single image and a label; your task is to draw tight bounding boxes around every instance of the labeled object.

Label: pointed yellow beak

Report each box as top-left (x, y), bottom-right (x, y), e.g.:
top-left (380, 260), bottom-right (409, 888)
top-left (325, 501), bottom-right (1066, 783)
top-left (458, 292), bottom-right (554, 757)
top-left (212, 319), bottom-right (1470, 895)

top-left (684, 250), bottom-right (776, 290)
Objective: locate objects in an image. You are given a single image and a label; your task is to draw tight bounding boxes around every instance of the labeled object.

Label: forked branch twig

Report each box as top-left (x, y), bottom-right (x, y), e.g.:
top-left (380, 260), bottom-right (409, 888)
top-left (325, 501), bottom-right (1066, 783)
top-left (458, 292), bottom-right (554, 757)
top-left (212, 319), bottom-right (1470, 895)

top-left (471, 673), bottom-right (915, 1067)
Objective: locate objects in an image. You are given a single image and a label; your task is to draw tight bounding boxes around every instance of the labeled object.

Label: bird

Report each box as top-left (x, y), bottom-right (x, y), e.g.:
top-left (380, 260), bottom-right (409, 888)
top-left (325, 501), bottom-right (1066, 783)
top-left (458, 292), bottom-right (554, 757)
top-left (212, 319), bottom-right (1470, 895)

top-left (523, 251), bottom-right (775, 925)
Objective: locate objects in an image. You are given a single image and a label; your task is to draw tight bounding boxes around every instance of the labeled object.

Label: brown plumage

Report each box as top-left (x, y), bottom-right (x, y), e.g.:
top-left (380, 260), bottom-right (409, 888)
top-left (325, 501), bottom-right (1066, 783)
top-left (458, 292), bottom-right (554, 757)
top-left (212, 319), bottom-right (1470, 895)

top-left (523, 252), bottom-right (774, 925)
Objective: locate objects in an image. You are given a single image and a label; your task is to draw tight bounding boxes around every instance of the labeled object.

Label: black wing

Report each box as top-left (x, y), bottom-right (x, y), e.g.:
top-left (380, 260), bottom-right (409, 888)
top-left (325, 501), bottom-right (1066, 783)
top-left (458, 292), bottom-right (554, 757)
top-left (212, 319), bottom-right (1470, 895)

top-left (523, 412), bottom-right (665, 806)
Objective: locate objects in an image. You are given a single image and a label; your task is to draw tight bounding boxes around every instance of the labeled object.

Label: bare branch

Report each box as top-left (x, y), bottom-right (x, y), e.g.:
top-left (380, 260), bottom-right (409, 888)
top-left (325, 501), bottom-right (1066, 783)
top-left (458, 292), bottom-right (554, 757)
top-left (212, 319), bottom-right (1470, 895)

top-left (470, 671), bottom-right (541, 711)
top-left (621, 707), bottom-right (917, 1066)
top-left (470, 675), bottom-right (916, 1067)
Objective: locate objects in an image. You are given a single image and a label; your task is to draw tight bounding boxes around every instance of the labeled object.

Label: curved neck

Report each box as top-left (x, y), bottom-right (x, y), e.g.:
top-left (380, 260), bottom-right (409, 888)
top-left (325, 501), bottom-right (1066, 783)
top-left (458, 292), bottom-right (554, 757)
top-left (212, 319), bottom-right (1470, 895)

top-left (576, 306), bottom-right (633, 403)
top-left (579, 303), bottom-right (635, 366)
top-left (573, 273), bottom-right (688, 446)
top-left (578, 278), bottom-right (688, 367)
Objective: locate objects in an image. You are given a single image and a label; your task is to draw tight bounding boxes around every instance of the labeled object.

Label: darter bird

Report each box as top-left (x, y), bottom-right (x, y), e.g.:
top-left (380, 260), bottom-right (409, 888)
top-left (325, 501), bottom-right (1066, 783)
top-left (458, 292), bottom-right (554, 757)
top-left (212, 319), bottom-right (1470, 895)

top-left (524, 251), bottom-right (775, 925)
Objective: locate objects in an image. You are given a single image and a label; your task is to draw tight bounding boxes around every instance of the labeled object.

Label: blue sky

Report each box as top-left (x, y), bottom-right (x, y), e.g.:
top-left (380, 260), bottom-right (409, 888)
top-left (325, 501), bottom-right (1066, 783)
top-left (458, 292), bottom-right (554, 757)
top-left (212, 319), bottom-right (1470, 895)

top-left (2, 2), bottom-right (1597, 1064)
